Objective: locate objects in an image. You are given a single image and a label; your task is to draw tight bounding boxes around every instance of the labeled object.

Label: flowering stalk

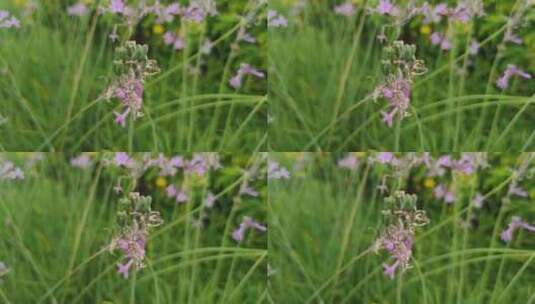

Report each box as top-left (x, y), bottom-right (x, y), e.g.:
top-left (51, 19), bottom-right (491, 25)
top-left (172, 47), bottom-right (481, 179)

top-left (373, 191), bottom-right (429, 279)
top-left (103, 41), bottom-right (160, 127)
top-left (110, 192), bottom-right (163, 279)
top-left (373, 41), bottom-right (427, 127)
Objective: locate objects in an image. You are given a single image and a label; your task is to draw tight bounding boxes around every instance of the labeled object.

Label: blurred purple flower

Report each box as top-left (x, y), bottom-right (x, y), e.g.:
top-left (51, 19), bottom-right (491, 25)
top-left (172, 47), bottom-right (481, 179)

top-left (117, 259), bottom-right (133, 279)
top-left (501, 216), bottom-right (535, 243)
top-left (338, 154), bottom-right (359, 170)
top-left (115, 152), bottom-right (134, 167)
top-left (165, 185), bottom-right (177, 198)
top-left (109, 0), bottom-right (125, 14)
top-left (67, 3), bottom-right (88, 17)
top-left (496, 64), bottom-right (531, 90)
top-left (70, 154), bottom-right (92, 169)
top-left (334, 2), bottom-right (356, 17)
top-left (232, 216), bottom-right (267, 243)
top-left (468, 40), bottom-right (480, 55)
top-left (204, 192), bottom-right (217, 208)
top-left (376, 0), bottom-right (395, 15)
top-left (229, 63), bottom-right (265, 89)
top-left (268, 10), bottom-right (288, 28)
top-left (0, 10), bottom-right (20, 28)
top-left (268, 160), bottom-right (290, 179)
top-left (472, 192), bottom-right (484, 208)
top-left (0, 161), bottom-right (24, 180)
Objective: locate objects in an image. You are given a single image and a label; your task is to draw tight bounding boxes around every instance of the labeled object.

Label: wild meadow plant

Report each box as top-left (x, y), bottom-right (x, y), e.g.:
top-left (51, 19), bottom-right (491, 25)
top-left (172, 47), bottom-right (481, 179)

top-left (270, 152), bottom-right (535, 303)
top-left (0, 0), bottom-right (267, 151)
top-left (269, 0), bottom-right (535, 151)
top-left (0, 152), bottom-right (267, 303)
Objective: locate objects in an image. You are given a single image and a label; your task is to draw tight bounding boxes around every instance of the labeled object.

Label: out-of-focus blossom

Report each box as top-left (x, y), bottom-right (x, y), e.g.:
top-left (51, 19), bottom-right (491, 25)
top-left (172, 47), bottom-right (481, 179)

top-left (501, 216), bottom-right (535, 243)
top-left (496, 64), bottom-right (531, 90)
top-left (0, 10), bottom-right (20, 28)
top-left (268, 160), bottom-right (290, 179)
top-left (163, 31), bottom-right (185, 50)
top-left (472, 192), bottom-right (484, 208)
top-left (109, 0), bottom-right (126, 14)
top-left (508, 184), bottom-right (528, 197)
top-left (240, 183), bottom-right (259, 197)
top-left (229, 63), bottom-right (265, 89)
top-left (419, 2), bottom-right (448, 24)
top-left (334, 2), bottom-right (356, 16)
top-left (376, 0), bottom-right (396, 15)
top-left (232, 216), bottom-right (267, 242)
top-left (338, 154), bottom-right (359, 170)
top-left (70, 154), bottom-right (92, 169)
top-left (433, 184), bottom-right (456, 204)
top-left (204, 192), bottom-right (217, 208)
top-left (114, 152), bottom-right (135, 167)
top-left (268, 10), bottom-right (288, 28)
top-left (468, 40), bottom-right (480, 55)
top-left (430, 32), bottom-right (451, 50)
top-left (67, 3), bottom-right (89, 17)
top-left (375, 152), bottom-right (396, 165)
top-left (0, 160), bottom-right (24, 180)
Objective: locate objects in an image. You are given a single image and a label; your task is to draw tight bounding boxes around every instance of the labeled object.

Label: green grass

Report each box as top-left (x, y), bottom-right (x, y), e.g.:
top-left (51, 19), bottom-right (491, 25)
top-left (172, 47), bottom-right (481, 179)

top-left (269, 152), bottom-right (535, 303)
top-left (268, 0), bottom-right (535, 151)
top-left (0, 0), bottom-right (267, 152)
top-left (0, 152), bottom-right (267, 303)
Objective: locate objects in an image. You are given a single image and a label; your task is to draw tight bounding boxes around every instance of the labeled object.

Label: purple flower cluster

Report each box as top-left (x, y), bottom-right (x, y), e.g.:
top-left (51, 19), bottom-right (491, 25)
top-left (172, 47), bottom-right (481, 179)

top-left (376, 77), bottom-right (412, 127)
top-left (163, 31), bottom-right (185, 50)
top-left (501, 217), bottom-right (535, 243)
top-left (334, 2), bottom-right (356, 17)
top-left (0, 160), bottom-right (24, 180)
top-left (165, 185), bottom-right (188, 204)
top-left (268, 10), bottom-right (288, 28)
top-left (430, 32), bottom-right (451, 51)
top-left (111, 192), bottom-right (163, 279)
top-left (374, 191), bottom-right (429, 279)
top-left (268, 160), bottom-right (290, 180)
top-left (232, 216), bottom-right (267, 243)
top-left (496, 64), bottom-right (531, 91)
top-left (337, 154), bottom-right (359, 170)
top-left (0, 10), bottom-right (20, 29)
top-left (70, 154), bottom-right (93, 169)
top-left (67, 3), bottom-right (89, 17)
top-left (112, 76), bottom-right (144, 127)
top-left (229, 63), bottom-right (265, 89)
top-left (433, 184), bottom-right (456, 204)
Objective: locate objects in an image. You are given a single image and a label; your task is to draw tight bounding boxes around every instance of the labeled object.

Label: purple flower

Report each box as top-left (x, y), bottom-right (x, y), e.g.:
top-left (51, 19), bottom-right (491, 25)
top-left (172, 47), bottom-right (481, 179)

top-left (472, 192), bottom-right (484, 208)
top-left (337, 154), bottom-right (359, 170)
top-left (468, 40), bottom-right (480, 55)
top-left (229, 63), bottom-right (265, 89)
top-left (109, 0), bottom-right (125, 14)
top-left (376, 0), bottom-right (396, 16)
top-left (381, 110), bottom-right (396, 128)
top-left (496, 64), bottom-right (531, 90)
top-left (175, 190), bottom-right (188, 204)
top-left (430, 32), bottom-right (451, 50)
top-left (165, 185), bottom-right (177, 198)
top-left (240, 184), bottom-right (259, 197)
top-left (0, 161), bottom-right (24, 180)
top-left (117, 259), bottom-right (133, 279)
top-left (240, 32), bottom-right (256, 44)
top-left (501, 216), bottom-right (535, 243)
top-left (232, 216), bottom-right (267, 243)
top-left (334, 2), bottom-right (356, 17)
top-left (67, 3), bottom-right (89, 16)
top-left (508, 184), bottom-right (528, 197)
top-left (114, 108), bottom-right (130, 127)
top-left (268, 10), bottom-right (288, 28)
top-left (204, 192), bottom-right (217, 208)
top-left (376, 152), bottom-right (395, 164)
top-left (383, 260), bottom-right (400, 279)
top-left (0, 10), bottom-right (20, 29)
top-left (434, 184), bottom-right (455, 204)
top-left (70, 154), bottom-right (92, 169)
top-left (268, 160), bottom-right (290, 179)
top-left (163, 32), bottom-right (185, 51)
top-left (115, 152), bottom-right (134, 167)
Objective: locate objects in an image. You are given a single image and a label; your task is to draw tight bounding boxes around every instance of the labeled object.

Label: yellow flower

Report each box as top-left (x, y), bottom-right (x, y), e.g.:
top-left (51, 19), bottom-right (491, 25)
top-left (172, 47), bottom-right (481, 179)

top-left (155, 177), bottom-right (167, 189)
top-left (423, 178), bottom-right (436, 189)
top-left (153, 24), bottom-right (165, 35)
top-left (13, 0), bottom-right (27, 7)
top-left (420, 25), bottom-right (432, 35)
